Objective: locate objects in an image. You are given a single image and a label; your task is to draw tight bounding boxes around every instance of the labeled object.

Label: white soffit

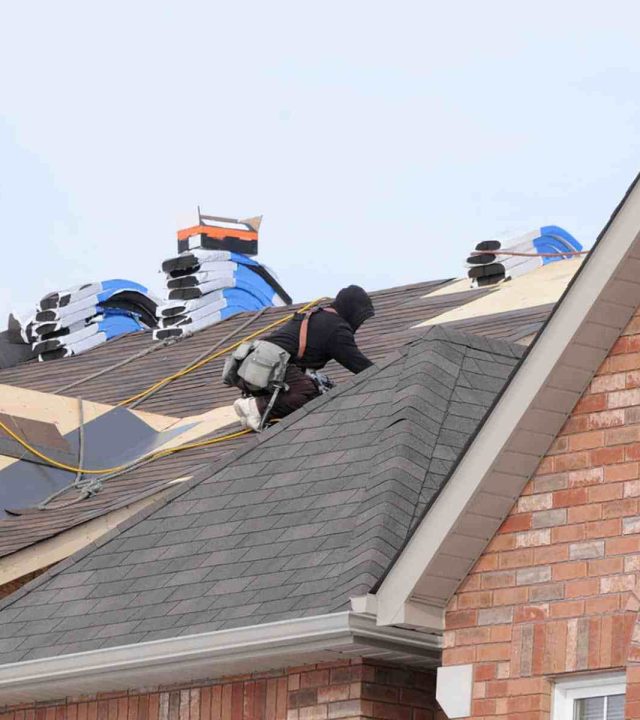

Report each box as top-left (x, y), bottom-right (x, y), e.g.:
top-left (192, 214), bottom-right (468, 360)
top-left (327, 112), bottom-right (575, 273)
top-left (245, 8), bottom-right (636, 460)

top-left (375, 175), bottom-right (640, 627)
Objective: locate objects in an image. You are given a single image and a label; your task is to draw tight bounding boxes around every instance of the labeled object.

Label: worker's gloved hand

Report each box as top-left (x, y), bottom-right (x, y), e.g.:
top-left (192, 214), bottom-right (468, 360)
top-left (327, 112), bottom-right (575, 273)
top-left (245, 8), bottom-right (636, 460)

top-left (306, 370), bottom-right (335, 394)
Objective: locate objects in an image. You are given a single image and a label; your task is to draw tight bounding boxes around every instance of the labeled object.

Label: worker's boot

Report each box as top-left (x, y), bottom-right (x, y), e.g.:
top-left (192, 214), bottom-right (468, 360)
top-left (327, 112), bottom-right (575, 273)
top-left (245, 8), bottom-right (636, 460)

top-left (233, 397), bottom-right (262, 432)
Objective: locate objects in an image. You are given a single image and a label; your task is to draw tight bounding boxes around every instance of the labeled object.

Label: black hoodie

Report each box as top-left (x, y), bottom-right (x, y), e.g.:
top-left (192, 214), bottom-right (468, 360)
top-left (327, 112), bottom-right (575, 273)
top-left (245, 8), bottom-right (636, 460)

top-left (266, 285), bottom-right (375, 373)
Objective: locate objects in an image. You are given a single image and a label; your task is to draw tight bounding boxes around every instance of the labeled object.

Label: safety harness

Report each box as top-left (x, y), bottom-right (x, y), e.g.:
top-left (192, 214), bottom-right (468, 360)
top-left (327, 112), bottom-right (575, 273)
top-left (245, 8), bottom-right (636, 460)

top-left (296, 306), bottom-right (337, 359)
top-left (222, 306), bottom-right (338, 431)
top-left (258, 306), bottom-right (337, 430)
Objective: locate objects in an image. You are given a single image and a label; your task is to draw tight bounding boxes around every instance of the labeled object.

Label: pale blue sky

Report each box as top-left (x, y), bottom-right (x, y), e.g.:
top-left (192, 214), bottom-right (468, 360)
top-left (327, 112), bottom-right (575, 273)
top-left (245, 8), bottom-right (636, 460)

top-left (2, 1), bottom-right (640, 317)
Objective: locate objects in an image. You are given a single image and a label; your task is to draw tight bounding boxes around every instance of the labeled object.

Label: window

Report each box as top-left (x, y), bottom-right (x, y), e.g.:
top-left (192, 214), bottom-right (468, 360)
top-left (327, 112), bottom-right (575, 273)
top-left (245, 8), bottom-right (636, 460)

top-left (553, 674), bottom-right (625, 720)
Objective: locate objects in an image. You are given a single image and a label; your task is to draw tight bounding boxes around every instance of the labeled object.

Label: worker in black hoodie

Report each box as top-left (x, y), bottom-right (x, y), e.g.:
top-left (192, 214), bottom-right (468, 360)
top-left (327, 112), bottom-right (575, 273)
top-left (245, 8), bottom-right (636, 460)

top-left (234, 285), bottom-right (375, 430)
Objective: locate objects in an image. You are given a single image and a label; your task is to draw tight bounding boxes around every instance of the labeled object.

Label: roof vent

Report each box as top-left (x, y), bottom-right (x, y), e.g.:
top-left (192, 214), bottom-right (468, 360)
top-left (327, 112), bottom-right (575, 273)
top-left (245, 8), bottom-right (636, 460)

top-left (466, 225), bottom-right (583, 287)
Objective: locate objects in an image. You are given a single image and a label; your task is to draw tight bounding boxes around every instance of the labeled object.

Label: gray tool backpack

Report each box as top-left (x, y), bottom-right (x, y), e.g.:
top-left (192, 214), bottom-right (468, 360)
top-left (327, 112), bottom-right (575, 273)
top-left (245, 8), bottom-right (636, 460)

top-left (222, 340), bottom-right (290, 393)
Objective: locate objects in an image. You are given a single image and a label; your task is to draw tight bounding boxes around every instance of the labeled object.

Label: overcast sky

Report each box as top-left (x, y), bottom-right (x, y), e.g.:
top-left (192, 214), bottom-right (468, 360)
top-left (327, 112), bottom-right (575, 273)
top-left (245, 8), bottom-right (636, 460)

top-left (2, 1), bottom-right (640, 317)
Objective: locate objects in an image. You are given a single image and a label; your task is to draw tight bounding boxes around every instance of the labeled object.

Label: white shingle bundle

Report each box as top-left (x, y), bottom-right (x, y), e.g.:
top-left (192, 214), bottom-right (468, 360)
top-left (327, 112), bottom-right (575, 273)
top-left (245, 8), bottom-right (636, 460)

top-left (154, 250), bottom-right (291, 340)
top-left (27, 280), bottom-right (158, 361)
top-left (466, 226), bottom-right (583, 287)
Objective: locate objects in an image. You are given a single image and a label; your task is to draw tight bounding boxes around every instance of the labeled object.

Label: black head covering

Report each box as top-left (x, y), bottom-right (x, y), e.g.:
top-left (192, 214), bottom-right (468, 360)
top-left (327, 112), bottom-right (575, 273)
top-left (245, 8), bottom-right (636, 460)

top-left (331, 285), bottom-right (375, 331)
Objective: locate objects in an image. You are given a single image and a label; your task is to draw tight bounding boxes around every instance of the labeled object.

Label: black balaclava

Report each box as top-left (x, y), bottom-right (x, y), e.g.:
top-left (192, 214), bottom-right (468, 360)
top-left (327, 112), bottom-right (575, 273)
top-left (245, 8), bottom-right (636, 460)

top-left (331, 285), bottom-right (375, 331)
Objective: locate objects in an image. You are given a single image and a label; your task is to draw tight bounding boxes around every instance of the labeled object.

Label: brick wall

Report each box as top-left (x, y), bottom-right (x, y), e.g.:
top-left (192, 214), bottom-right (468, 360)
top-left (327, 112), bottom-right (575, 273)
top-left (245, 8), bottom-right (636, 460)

top-left (0, 660), bottom-right (442, 720)
top-left (443, 310), bottom-right (640, 718)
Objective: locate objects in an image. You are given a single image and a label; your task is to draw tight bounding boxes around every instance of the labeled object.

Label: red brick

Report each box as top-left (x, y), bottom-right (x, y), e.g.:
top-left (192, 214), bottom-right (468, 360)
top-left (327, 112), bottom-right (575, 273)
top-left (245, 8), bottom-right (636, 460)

top-left (553, 453), bottom-right (590, 472)
top-left (492, 587), bottom-right (528, 606)
top-left (587, 557), bottom-right (624, 576)
top-left (553, 488), bottom-right (588, 507)
top-left (490, 625), bottom-right (512, 643)
top-left (360, 685), bottom-right (398, 703)
top-left (604, 462), bottom-right (639, 482)
top-left (602, 498), bottom-right (638, 518)
top-left (471, 699), bottom-right (496, 716)
top-left (561, 415), bottom-right (589, 434)
top-left (455, 627), bottom-right (491, 646)
top-left (474, 555), bottom-right (499, 572)
top-left (481, 571), bottom-right (516, 589)
top-left (550, 524), bottom-right (584, 543)
top-left (591, 446), bottom-right (627, 466)
top-left (551, 562), bottom-right (586, 581)
top-left (457, 591), bottom-right (492, 609)
top-left (564, 578), bottom-right (599, 598)
top-left (585, 518), bottom-right (621, 538)
top-left (533, 545), bottom-right (568, 565)
top-left (568, 504), bottom-right (601, 523)
top-left (574, 394), bottom-right (606, 414)
top-left (570, 431), bottom-right (604, 450)
top-left (605, 425), bottom-right (640, 445)
top-left (606, 535), bottom-right (640, 555)
top-left (499, 514), bottom-right (532, 533)
top-left (474, 664), bottom-right (497, 681)
top-left (588, 483), bottom-right (624, 502)
top-left (486, 533), bottom-right (517, 552)
top-left (499, 549), bottom-right (534, 569)
top-left (442, 647), bottom-right (475, 665)
top-left (398, 688), bottom-right (434, 709)
top-left (476, 644), bottom-right (511, 662)
top-left (370, 703), bottom-right (411, 720)
top-left (300, 672), bottom-right (330, 689)
top-left (514, 605), bottom-right (548, 623)
top-left (445, 610), bottom-right (478, 629)
top-left (549, 600), bottom-right (584, 618)
top-left (586, 594), bottom-right (621, 614)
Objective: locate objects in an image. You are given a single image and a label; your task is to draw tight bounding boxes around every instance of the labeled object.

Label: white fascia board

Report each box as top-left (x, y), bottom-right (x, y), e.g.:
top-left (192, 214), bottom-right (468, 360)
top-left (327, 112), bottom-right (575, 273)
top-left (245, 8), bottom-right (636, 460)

top-left (375, 176), bottom-right (640, 627)
top-left (0, 613), bottom-right (440, 705)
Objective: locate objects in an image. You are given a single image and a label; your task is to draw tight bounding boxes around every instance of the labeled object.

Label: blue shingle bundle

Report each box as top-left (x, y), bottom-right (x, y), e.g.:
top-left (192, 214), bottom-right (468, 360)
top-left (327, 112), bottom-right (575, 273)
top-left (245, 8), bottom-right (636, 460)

top-left (466, 225), bottom-right (583, 286)
top-left (155, 249), bottom-right (292, 340)
top-left (26, 279), bottom-right (158, 361)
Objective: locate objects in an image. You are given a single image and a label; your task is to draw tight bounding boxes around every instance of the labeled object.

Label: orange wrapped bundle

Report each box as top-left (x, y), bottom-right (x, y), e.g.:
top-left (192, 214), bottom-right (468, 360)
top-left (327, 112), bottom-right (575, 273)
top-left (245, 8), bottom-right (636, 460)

top-left (177, 212), bottom-right (261, 255)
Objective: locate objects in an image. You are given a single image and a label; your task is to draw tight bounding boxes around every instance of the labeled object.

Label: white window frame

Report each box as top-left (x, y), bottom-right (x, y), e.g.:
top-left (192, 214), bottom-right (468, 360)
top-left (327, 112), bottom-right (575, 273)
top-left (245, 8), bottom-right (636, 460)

top-left (553, 673), bottom-right (626, 720)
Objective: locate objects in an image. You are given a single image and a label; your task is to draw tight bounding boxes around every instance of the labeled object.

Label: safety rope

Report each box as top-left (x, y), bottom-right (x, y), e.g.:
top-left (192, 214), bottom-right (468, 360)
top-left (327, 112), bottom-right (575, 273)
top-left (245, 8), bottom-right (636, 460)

top-left (0, 418), bottom-right (251, 476)
top-left (0, 297), bottom-right (326, 495)
top-left (128, 307), bottom-right (268, 410)
top-left (470, 249), bottom-right (589, 258)
top-left (117, 297), bottom-right (326, 408)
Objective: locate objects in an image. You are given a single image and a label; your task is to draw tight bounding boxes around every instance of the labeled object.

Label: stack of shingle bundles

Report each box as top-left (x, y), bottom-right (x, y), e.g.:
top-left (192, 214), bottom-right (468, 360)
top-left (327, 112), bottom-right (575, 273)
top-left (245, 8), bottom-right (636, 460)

top-left (29, 279), bottom-right (159, 361)
top-left (466, 225), bottom-right (582, 287)
top-left (154, 215), bottom-right (292, 340)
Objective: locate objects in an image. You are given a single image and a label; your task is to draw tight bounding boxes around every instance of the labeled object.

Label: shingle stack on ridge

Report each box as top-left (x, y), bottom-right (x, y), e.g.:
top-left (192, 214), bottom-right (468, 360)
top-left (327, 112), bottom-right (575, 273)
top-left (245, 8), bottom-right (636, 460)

top-left (466, 225), bottom-right (582, 286)
top-left (155, 214), bottom-right (292, 340)
top-left (19, 279), bottom-right (158, 361)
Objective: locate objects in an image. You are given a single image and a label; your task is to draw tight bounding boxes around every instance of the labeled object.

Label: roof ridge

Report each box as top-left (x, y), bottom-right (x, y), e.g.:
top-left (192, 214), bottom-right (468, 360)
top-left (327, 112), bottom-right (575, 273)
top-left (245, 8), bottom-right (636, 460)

top-left (328, 333), bottom-right (470, 608)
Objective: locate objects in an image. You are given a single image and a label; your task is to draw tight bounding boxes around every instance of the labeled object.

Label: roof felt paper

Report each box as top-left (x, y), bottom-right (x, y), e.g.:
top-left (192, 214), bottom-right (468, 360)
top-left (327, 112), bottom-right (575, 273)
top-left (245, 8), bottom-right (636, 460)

top-left (0, 326), bottom-right (522, 664)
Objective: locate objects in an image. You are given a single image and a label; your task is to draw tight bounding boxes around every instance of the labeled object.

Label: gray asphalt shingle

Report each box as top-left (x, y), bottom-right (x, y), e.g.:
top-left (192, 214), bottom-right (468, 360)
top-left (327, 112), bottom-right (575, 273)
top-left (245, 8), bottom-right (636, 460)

top-left (0, 325), bottom-right (523, 664)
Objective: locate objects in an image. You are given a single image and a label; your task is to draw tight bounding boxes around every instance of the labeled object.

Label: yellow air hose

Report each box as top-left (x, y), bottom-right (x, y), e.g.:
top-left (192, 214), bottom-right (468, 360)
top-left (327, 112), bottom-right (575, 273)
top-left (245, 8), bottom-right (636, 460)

top-left (0, 296), bottom-right (327, 475)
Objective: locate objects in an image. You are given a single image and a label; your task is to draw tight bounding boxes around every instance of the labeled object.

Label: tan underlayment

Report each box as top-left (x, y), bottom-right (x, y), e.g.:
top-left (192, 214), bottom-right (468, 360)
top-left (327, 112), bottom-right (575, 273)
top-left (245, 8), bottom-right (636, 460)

top-left (0, 384), bottom-right (238, 471)
top-left (416, 257), bottom-right (583, 326)
top-left (0, 384), bottom-right (240, 581)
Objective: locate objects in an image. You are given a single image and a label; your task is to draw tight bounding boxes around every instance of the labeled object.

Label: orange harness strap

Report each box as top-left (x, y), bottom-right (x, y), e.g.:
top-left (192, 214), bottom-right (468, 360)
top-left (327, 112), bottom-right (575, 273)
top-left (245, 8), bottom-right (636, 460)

top-left (297, 307), bottom-right (337, 360)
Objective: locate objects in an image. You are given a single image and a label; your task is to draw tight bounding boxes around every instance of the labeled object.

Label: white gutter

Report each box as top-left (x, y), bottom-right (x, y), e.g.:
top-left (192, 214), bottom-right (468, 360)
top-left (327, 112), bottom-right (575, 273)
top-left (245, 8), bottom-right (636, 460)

top-left (0, 612), bottom-right (441, 705)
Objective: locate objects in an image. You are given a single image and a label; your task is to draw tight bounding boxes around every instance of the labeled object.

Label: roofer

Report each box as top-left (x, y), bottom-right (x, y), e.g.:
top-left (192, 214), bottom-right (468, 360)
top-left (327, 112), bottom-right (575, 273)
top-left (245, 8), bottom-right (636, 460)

top-left (223, 285), bottom-right (375, 431)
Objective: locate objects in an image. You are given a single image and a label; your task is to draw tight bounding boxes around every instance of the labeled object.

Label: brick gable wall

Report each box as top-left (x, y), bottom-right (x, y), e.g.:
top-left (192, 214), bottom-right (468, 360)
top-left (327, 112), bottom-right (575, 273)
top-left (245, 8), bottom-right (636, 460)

top-left (444, 310), bottom-right (640, 718)
top-left (0, 661), bottom-right (443, 720)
